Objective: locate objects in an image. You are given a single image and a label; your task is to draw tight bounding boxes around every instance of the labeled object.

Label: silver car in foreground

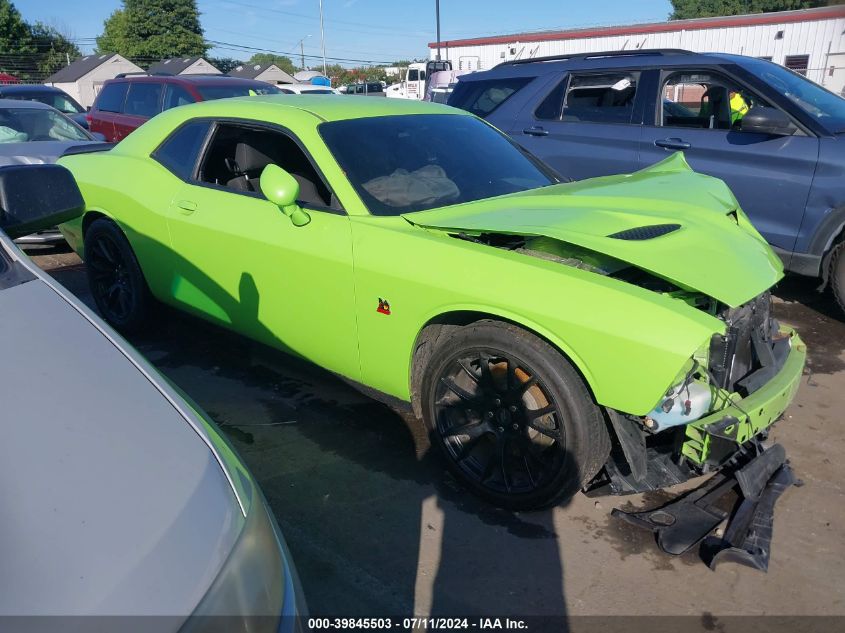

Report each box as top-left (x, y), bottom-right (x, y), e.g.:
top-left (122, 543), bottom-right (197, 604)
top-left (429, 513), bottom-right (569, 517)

top-left (0, 164), bottom-right (305, 630)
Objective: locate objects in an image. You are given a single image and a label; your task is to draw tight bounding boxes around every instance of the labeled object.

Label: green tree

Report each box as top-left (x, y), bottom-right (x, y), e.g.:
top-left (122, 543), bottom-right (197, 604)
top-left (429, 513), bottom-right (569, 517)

top-left (247, 53), bottom-right (295, 75)
top-left (669, 0), bottom-right (828, 20)
top-left (97, 0), bottom-right (207, 63)
top-left (30, 22), bottom-right (81, 77)
top-left (95, 8), bottom-right (130, 54)
top-left (0, 0), bottom-right (34, 76)
top-left (207, 56), bottom-right (241, 74)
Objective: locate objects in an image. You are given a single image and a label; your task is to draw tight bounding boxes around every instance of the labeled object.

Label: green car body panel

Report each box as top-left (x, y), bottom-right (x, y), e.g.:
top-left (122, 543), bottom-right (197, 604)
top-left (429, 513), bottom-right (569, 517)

top-left (58, 96), bottom-right (804, 466)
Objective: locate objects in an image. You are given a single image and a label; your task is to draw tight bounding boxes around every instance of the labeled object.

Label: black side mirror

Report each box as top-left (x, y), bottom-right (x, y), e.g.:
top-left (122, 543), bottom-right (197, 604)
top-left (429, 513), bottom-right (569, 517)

top-left (0, 164), bottom-right (85, 239)
top-left (741, 106), bottom-right (797, 136)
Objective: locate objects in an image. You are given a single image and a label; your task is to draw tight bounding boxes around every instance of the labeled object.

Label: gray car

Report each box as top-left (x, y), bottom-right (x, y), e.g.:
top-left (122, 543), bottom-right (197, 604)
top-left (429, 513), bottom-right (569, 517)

top-left (0, 99), bottom-right (105, 245)
top-left (0, 164), bottom-right (305, 629)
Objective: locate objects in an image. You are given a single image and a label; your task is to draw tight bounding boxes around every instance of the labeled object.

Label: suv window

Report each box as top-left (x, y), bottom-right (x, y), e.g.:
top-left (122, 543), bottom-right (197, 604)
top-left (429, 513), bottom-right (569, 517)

top-left (197, 123), bottom-right (333, 209)
top-left (152, 120), bottom-right (211, 180)
top-left (96, 82), bottom-right (128, 113)
top-left (448, 77), bottom-right (533, 118)
top-left (538, 72), bottom-right (639, 123)
top-left (125, 83), bottom-right (163, 118)
top-left (662, 70), bottom-right (771, 130)
top-left (163, 84), bottom-right (195, 110)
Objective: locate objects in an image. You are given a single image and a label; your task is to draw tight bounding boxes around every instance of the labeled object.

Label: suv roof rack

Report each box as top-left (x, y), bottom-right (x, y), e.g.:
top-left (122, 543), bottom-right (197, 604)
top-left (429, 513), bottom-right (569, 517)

top-left (500, 48), bottom-right (694, 66)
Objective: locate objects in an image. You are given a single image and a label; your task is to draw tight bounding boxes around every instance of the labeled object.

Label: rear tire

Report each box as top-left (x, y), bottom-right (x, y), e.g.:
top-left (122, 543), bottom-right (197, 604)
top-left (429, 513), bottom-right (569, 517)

top-left (84, 218), bottom-right (152, 334)
top-left (829, 241), bottom-right (845, 317)
top-left (420, 320), bottom-right (610, 511)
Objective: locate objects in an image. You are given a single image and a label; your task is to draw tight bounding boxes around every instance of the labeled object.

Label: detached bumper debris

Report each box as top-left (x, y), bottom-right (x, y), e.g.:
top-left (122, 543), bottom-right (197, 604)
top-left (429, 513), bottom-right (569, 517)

top-left (611, 444), bottom-right (795, 571)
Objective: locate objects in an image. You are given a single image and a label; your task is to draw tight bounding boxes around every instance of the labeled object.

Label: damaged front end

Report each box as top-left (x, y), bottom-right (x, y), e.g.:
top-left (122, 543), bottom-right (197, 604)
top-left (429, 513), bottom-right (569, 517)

top-left (590, 291), bottom-right (806, 571)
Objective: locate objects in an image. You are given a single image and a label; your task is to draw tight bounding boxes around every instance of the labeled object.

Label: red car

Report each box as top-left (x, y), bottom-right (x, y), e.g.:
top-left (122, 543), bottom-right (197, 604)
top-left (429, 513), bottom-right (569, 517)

top-left (87, 74), bottom-right (281, 142)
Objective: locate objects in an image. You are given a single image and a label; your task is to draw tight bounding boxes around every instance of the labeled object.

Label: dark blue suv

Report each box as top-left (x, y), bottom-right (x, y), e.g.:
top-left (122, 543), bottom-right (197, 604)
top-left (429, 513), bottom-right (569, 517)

top-left (449, 49), bottom-right (845, 312)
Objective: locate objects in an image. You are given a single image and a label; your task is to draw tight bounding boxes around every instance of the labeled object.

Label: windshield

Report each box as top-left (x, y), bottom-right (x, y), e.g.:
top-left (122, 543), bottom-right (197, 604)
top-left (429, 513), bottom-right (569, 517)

top-left (5, 92), bottom-right (85, 114)
top-left (196, 84), bottom-right (282, 100)
top-left (320, 114), bottom-right (556, 215)
top-left (743, 57), bottom-right (845, 132)
top-left (0, 107), bottom-right (90, 143)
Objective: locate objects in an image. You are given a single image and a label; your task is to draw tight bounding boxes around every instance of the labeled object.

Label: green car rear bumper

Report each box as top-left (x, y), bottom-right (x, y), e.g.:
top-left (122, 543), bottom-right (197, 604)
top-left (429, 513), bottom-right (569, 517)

top-left (682, 327), bottom-right (806, 465)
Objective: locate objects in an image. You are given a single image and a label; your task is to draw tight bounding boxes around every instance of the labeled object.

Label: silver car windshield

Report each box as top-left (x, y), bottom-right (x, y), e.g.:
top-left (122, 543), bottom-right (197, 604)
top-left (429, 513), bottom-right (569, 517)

top-left (0, 108), bottom-right (90, 143)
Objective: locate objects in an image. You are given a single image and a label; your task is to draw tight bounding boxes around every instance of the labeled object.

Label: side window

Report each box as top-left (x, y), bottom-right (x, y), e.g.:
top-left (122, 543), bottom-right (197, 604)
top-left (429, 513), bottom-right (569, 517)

top-left (662, 70), bottom-right (771, 131)
top-left (197, 123), bottom-right (335, 209)
top-left (163, 84), bottom-right (196, 111)
top-left (96, 83), bottom-right (128, 113)
top-left (124, 83), bottom-right (163, 118)
top-left (447, 77), bottom-right (533, 118)
top-left (408, 69), bottom-right (419, 82)
top-left (152, 120), bottom-right (211, 180)
top-left (555, 72), bottom-right (639, 124)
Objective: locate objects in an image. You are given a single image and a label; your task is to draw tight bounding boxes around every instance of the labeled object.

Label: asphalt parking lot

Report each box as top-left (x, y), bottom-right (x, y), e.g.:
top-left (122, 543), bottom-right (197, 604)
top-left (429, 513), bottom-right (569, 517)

top-left (30, 247), bottom-right (845, 625)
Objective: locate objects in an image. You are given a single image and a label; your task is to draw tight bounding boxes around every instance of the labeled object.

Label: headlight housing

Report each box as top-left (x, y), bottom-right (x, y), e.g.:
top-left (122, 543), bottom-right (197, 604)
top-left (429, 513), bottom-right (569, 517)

top-left (179, 488), bottom-right (301, 633)
top-left (645, 338), bottom-right (715, 432)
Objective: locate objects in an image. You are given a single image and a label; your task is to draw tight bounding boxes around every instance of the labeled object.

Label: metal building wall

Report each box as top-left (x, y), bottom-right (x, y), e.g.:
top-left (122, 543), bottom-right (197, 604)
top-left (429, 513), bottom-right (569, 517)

top-left (431, 16), bottom-right (845, 93)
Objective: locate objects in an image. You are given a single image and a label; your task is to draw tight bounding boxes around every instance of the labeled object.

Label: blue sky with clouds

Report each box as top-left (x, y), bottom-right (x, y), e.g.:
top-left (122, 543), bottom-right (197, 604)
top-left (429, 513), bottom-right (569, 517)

top-left (15, 0), bottom-right (673, 65)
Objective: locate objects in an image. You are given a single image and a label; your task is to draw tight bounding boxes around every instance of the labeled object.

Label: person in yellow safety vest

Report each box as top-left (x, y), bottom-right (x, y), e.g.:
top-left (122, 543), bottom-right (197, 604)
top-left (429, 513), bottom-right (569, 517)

top-left (730, 90), bottom-right (750, 125)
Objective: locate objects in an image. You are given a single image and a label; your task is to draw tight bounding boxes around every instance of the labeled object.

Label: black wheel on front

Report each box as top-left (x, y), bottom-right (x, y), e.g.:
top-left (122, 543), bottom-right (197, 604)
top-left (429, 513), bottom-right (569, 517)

top-left (420, 320), bottom-right (611, 510)
top-left (433, 351), bottom-right (567, 497)
top-left (84, 218), bottom-right (152, 333)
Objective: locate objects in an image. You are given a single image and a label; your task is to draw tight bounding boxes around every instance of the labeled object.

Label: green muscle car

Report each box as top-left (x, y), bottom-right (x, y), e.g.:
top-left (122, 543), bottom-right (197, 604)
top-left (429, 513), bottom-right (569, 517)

top-left (58, 96), bottom-right (805, 516)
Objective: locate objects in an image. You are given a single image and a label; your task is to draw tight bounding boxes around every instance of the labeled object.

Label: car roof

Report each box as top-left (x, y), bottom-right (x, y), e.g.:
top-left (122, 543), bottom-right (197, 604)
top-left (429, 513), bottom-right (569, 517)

top-left (0, 84), bottom-right (63, 94)
top-left (192, 94), bottom-right (461, 122)
top-left (107, 74), bottom-right (272, 86)
top-left (0, 98), bottom-right (53, 110)
top-left (460, 49), bottom-right (755, 80)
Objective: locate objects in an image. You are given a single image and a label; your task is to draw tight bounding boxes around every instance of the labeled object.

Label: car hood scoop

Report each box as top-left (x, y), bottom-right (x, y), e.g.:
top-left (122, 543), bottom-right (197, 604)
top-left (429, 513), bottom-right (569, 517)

top-left (403, 153), bottom-right (782, 307)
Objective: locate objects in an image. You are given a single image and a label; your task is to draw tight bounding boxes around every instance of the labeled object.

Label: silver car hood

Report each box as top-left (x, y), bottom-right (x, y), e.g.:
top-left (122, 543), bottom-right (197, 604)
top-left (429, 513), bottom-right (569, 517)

top-left (0, 272), bottom-right (245, 616)
top-left (0, 140), bottom-right (98, 165)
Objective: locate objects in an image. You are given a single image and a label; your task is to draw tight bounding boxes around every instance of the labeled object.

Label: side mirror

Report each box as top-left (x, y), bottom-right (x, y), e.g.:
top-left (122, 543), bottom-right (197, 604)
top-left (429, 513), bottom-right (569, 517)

top-left (741, 106), bottom-right (796, 136)
top-left (259, 164), bottom-right (310, 227)
top-left (91, 131), bottom-right (107, 141)
top-left (0, 164), bottom-right (85, 239)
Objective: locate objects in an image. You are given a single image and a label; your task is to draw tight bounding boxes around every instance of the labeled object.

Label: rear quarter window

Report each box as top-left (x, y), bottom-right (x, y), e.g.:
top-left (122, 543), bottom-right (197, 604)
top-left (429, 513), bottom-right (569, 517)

top-left (447, 77), bottom-right (533, 118)
top-left (152, 120), bottom-right (211, 180)
top-left (95, 82), bottom-right (128, 113)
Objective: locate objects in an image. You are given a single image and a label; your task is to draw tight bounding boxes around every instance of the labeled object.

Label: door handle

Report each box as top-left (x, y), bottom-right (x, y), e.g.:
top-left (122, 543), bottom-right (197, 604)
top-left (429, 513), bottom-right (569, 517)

top-left (523, 126), bottom-right (549, 137)
top-left (654, 138), bottom-right (691, 150)
top-left (176, 200), bottom-right (197, 215)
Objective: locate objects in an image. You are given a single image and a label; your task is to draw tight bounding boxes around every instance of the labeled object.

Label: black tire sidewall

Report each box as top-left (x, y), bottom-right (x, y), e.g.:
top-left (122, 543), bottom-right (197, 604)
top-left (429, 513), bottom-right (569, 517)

top-left (420, 321), bottom-right (604, 511)
top-left (84, 218), bottom-right (150, 333)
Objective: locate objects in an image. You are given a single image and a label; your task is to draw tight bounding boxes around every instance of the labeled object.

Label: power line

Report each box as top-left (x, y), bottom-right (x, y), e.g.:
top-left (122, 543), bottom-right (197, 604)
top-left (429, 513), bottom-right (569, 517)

top-left (206, 39), bottom-right (393, 65)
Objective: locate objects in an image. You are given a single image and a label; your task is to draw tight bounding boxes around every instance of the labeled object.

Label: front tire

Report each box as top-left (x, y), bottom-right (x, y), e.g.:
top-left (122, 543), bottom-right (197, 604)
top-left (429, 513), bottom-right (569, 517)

top-left (420, 320), bottom-right (610, 511)
top-left (84, 218), bottom-right (152, 334)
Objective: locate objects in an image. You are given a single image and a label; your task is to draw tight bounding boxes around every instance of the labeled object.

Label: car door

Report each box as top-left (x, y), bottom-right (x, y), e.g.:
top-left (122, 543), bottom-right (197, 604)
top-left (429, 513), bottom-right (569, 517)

top-left (511, 69), bottom-right (644, 180)
top-left (89, 82), bottom-right (128, 141)
top-left (638, 67), bottom-right (818, 253)
top-left (164, 120), bottom-right (360, 381)
top-left (114, 81), bottom-right (163, 141)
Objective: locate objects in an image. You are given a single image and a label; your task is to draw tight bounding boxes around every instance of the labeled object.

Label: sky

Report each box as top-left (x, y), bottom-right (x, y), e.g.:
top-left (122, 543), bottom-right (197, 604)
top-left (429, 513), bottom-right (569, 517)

top-left (14, 0), bottom-right (674, 66)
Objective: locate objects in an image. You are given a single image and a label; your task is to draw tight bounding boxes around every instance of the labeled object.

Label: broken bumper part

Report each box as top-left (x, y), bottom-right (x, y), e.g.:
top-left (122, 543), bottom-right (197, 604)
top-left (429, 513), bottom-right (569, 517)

top-left (611, 444), bottom-right (794, 570)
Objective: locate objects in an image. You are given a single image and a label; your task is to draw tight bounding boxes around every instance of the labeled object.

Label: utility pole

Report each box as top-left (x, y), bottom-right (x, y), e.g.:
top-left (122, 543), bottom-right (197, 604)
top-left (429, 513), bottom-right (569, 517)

top-left (435, 0), bottom-right (441, 61)
top-left (295, 35), bottom-right (311, 71)
top-left (319, 0), bottom-right (327, 76)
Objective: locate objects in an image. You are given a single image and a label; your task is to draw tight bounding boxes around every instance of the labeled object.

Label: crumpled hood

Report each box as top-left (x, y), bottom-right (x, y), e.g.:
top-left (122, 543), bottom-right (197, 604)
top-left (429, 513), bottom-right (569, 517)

top-left (403, 153), bottom-right (782, 307)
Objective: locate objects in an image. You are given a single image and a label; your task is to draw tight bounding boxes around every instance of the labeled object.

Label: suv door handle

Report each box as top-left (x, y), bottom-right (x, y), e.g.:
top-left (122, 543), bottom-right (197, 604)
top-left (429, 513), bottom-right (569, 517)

top-left (523, 126), bottom-right (549, 137)
top-left (176, 200), bottom-right (197, 215)
top-left (654, 138), bottom-right (691, 150)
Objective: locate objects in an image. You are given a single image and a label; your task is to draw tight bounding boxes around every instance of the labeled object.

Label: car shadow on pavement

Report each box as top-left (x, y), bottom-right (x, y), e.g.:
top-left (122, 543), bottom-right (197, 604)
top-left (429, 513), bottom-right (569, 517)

top-left (129, 309), bottom-right (572, 622)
